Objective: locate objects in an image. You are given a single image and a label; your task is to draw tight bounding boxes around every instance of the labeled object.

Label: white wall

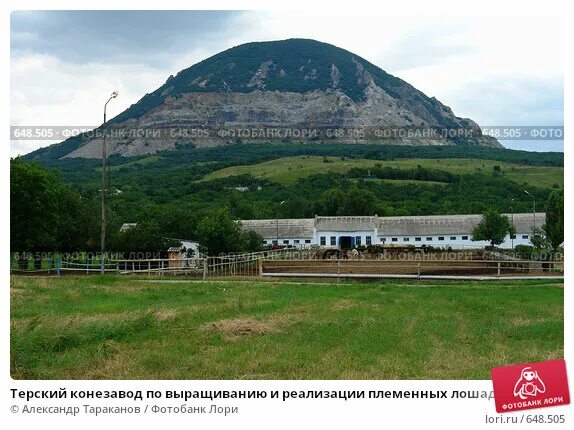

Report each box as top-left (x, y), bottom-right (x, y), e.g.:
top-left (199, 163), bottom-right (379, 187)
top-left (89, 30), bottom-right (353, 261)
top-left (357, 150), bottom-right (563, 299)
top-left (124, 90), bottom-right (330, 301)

top-left (314, 230), bottom-right (377, 248)
top-left (262, 232), bottom-right (533, 250)
top-left (376, 234), bottom-right (532, 249)
top-left (263, 237), bottom-right (314, 248)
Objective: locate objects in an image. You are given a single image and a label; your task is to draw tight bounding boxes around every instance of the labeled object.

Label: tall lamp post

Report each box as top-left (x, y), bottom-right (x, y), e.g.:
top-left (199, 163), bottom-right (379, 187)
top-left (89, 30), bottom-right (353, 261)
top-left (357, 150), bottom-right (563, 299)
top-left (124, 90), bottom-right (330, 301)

top-left (524, 190), bottom-right (536, 231)
top-left (276, 200), bottom-right (285, 245)
top-left (510, 198), bottom-right (515, 249)
top-left (101, 91), bottom-right (119, 274)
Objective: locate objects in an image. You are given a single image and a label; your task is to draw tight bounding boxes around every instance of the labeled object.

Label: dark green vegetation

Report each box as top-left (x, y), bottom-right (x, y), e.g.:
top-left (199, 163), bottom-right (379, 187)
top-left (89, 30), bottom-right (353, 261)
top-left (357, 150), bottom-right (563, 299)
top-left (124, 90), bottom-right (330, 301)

top-left (10, 160), bottom-right (93, 251)
top-left (10, 276), bottom-right (563, 379)
top-left (12, 143), bottom-right (563, 253)
top-left (544, 191), bottom-right (565, 251)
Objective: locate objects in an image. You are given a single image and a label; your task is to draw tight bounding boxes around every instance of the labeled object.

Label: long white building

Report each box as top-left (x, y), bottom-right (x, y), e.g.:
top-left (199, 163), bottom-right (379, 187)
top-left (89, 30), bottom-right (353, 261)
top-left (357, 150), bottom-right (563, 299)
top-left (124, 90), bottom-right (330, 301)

top-left (241, 213), bottom-right (544, 249)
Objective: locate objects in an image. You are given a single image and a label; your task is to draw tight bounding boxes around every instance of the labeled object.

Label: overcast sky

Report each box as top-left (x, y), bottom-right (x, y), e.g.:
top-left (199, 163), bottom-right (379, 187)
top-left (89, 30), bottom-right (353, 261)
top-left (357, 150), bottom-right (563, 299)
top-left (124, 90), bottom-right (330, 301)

top-left (10, 10), bottom-right (563, 155)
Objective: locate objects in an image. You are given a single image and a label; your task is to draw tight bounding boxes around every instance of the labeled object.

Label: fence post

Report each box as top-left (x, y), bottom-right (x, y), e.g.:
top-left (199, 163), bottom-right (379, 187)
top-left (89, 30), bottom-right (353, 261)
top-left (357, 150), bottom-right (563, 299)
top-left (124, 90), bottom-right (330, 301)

top-left (259, 259), bottom-right (263, 277)
top-left (497, 261), bottom-right (501, 277)
top-left (56, 258), bottom-right (61, 277)
top-left (417, 262), bottom-right (421, 280)
top-left (203, 258), bottom-right (208, 280)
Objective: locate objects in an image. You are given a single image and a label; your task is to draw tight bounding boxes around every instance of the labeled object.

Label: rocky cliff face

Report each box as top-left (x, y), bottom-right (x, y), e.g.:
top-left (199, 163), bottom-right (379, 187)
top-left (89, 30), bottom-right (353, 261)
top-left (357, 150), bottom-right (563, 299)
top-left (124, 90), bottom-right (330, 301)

top-left (37, 39), bottom-right (502, 159)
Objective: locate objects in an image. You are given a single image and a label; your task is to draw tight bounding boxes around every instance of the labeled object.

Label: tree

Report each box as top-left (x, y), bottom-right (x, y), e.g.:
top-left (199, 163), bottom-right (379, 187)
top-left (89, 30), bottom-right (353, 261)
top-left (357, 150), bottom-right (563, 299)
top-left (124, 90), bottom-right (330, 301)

top-left (110, 220), bottom-right (179, 256)
top-left (543, 190), bottom-right (564, 251)
top-left (492, 165), bottom-right (502, 176)
top-left (472, 210), bottom-right (513, 247)
top-left (529, 227), bottom-right (548, 250)
top-left (10, 158), bottom-right (88, 251)
top-left (242, 230), bottom-right (264, 253)
top-left (319, 189), bottom-right (346, 215)
top-left (195, 209), bottom-right (263, 255)
top-left (340, 188), bottom-right (379, 216)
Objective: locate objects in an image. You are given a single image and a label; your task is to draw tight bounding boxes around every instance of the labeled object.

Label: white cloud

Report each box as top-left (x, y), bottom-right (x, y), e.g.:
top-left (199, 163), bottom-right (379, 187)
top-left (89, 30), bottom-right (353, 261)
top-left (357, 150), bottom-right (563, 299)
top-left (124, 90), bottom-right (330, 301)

top-left (10, 54), bottom-right (170, 155)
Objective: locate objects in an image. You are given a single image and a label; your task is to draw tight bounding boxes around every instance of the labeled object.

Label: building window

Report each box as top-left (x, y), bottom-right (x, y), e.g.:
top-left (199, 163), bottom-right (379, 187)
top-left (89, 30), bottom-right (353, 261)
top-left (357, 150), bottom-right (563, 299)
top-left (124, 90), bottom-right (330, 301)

top-left (450, 236), bottom-right (456, 241)
top-left (510, 234), bottom-right (516, 239)
top-left (283, 240), bottom-right (289, 244)
top-left (305, 239), bottom-right (311, 244)
top-left (415, 237), bottom-right (422, 242)
top-left (392, 238), bottom-right (398, 242)
top-left (294, 239), bottom-right (300, 244)
top-left (462, 236), bottom-right (469, 240)
top-left (403, 237), bottom-right (409, 242)
top-left (426, 237), bottom-right (432, 241)
top-left (522, 234), bottom-right (529, 239)
top-left (320, 236), bottom-right (326, 246)
top-left (366, 236), bottom-right (372, 245)
top-left (380, 237), bottom-right (386, 242)
top-left (272, 240), bottom-right (278, 245)
top-left (438, 237), bottom-right (444, 241)
top-left (355, 236), bottom-right (362, 246)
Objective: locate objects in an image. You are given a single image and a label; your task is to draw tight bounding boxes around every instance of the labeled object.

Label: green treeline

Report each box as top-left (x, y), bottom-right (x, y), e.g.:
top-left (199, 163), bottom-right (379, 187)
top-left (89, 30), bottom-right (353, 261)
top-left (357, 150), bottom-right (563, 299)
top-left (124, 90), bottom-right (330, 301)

top-left (11, 164), bottom-right (556, 254)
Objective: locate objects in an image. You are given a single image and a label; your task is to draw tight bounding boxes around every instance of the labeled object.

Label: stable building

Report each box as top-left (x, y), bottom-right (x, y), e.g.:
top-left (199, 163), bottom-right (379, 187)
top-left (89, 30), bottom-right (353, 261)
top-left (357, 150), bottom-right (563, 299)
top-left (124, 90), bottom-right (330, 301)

top-left (240, 213), bottom-right (544, 250)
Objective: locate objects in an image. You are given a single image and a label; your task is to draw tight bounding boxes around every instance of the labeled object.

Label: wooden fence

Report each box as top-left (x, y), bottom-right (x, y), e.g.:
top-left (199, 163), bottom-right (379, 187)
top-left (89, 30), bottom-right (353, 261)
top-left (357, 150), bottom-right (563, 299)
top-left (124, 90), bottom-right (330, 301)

top-left (10, 251), bottom-right (564, 280)
top-left (260, 259), bottom-right (564, 280)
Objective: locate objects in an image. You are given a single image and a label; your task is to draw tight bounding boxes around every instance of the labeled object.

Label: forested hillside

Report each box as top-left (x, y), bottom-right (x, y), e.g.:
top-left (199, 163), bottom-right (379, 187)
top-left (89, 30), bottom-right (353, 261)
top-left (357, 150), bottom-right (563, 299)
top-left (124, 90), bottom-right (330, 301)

top-left (12, 143), bottom-right (563, 252)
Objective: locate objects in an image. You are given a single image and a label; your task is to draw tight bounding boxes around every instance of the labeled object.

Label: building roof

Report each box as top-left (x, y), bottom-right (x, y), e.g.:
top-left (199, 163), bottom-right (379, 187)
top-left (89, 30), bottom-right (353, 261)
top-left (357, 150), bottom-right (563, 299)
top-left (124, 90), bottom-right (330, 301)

top-left (315, 216), bottom-right (378, 231)
top-left (240, 213), bottom-right (544, 238)
top-left (239, 218), bottom-right (314, 239)
top-left (376, 213), bottom-right (544, 236)
top-left (119, 222), bottom-right (138, 232)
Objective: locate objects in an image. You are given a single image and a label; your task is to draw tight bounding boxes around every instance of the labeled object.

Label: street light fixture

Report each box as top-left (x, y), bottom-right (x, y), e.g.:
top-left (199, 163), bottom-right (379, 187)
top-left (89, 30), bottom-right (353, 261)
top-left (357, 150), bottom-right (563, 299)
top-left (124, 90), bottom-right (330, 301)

top-left (524, 190), bottom-right (536, 231)
top-left (101, 91), bottom-right (119, 274)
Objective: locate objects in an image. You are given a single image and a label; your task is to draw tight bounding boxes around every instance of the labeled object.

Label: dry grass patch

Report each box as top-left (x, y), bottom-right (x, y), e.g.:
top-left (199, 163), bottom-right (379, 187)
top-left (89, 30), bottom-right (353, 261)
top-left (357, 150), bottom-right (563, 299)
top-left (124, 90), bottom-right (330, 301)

top-left (203, 317), bottom-right (278, 340)
top-left (510, 316), bottom-right (548, 326)
top-left (154, 309), bottom-right (178, 321)
top-left (83, 342), bottom-right (137, 379)
top-left (332, 299), bottom-right (356, 311)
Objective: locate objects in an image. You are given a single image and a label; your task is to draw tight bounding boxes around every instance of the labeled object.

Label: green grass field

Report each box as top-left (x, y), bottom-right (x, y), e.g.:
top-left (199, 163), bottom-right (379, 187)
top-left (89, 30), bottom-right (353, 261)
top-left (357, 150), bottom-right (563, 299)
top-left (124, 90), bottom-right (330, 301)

top-left (10, 276), bottom-right (563, 380)
top-left (201, 156), bottom-right (563, 188)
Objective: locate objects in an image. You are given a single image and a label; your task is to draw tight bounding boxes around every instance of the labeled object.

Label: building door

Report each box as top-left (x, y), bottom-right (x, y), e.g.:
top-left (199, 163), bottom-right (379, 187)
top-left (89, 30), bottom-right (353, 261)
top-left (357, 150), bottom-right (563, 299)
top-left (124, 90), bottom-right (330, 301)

top-left (339, 236), bottom-right (353, 249)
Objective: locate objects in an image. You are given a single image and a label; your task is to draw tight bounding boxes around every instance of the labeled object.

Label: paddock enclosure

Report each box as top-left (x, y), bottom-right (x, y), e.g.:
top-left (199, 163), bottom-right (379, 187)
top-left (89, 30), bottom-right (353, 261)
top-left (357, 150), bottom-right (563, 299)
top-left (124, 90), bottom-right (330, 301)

top-left (10, 248), bottom-right (564, 280)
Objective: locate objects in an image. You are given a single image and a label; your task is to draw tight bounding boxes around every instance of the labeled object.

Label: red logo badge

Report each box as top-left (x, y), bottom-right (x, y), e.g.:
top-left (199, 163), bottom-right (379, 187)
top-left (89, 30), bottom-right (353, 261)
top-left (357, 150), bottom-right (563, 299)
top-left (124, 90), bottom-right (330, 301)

top-left (491, 359), bottom-right (570, 413)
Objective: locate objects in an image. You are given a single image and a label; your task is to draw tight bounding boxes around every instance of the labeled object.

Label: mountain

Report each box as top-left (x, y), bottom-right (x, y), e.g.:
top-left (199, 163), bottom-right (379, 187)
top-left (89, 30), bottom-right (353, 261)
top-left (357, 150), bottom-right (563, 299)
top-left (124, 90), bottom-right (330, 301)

top-left (28, 39), bottom-right (501, 160)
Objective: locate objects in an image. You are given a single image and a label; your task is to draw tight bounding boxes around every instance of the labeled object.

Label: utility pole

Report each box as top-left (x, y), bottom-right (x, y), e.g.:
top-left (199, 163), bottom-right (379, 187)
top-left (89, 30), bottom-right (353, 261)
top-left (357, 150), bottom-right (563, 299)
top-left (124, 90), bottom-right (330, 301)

top-left (101, 91), bottom-right (119, 274)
